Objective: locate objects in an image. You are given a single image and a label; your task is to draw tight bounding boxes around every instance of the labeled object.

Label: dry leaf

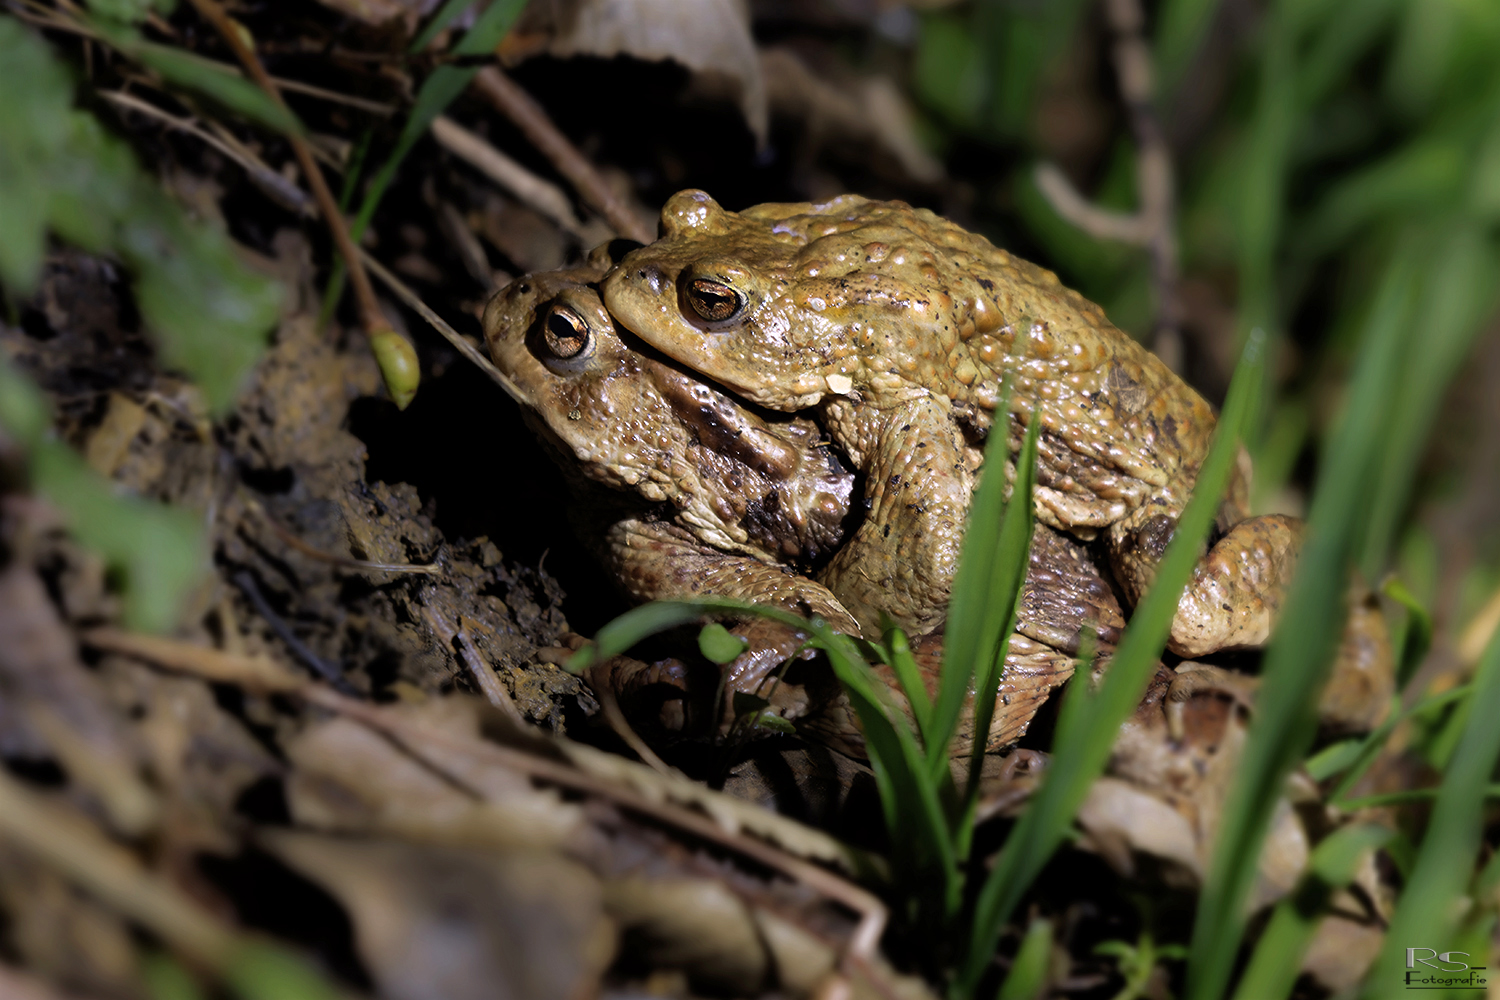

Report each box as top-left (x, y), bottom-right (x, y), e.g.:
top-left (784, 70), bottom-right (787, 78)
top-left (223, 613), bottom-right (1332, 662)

top-left (516, 0), bottom-right (768, 143)
top-left (263, 830), bottom-right (615, 1000)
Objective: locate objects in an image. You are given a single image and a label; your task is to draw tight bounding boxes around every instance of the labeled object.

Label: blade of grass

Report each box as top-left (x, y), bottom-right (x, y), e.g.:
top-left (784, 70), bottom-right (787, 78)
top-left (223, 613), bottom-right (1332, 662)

top-left (955, 328), bottom-right (1267, 999)
top-left (409, 0), bottom-right (476, 53)
top-left (930, 376), bottom-right (1023, 772)
top-left (1230, 824), bottom-right (1394, 1000)
top-left (1383, 575), bottom-right (1435, 689)
top-left (1184, 247), bottom-right (1416, 1000)
top-left (961, 417), bottom-right (1040, 796)
top-left (994, 917), bottom-right (1054, 1000)
top-left (1364, 625), bottom-right (1500, 999)
top-left (323, 0), bottom-right (528, 315)
top-left (568, 598), bottom-right (960, 908)
top-left (1327, 684), bottom-right (1470, 804)
top-left (884, 624), bottom-right (934, 746)
top-left (1359, 224), bottom-right (1500, 579)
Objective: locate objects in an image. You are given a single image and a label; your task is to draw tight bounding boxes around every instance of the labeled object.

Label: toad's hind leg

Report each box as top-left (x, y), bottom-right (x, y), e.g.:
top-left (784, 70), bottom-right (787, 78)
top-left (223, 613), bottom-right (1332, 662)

top-left (1108, 510), bottom-right (1305, 658)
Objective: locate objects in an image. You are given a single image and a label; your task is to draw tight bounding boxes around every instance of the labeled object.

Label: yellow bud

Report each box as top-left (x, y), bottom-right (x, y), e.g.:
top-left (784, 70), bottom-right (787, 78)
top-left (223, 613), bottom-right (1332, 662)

top-left (370, 328), bottom-right (419, 409)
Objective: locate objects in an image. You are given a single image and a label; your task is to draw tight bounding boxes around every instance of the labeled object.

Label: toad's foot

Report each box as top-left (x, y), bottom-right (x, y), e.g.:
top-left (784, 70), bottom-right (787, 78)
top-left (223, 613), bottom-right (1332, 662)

top-left (1163, 589), bottom-right (1394, 740)
top-left (1165, 662), bottom-right (1258, 742)
top-left (1109, 511), bottom-right (1304, 658)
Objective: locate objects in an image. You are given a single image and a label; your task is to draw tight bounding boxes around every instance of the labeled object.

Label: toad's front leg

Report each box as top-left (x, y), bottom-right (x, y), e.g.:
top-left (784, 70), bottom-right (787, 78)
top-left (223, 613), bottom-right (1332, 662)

top-left (817, 392), bottom-right (974, 638)
top-left (1107, 506), bottom-right (1305, 658)
top-left (599, 517), bottom-right (862, 729)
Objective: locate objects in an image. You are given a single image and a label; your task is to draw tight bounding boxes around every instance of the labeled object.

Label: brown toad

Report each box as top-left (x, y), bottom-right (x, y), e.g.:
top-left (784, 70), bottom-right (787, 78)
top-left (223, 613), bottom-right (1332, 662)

top-left (601, 190), bottom-right (1305, 658)
top-left (484, 250), bottom-right (1123, 750)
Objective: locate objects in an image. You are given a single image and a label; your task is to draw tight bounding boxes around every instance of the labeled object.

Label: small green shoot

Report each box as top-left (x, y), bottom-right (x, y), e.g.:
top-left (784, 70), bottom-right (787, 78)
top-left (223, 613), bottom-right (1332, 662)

top-left (995, 917), bottom-right (1054, 1000)
top-left (322, 0), bottom-right (528, 319)
top-left (1094, 933), bottom-right (1188, 1000)
top-left (698, 622), bottom-right (748, 664)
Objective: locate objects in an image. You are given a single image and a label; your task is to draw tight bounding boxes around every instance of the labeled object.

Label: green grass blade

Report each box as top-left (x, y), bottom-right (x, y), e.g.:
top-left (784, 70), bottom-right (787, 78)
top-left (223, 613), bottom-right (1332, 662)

top-left (1184, 250), bottom-right (1416, 1000)
top-left (956, 330), bottom-right (1267, 998)
top-left (409, 0), bottom-right (476, 53)
top-left (86, 22), bottom-right (300, 134)
top-left (961, 417), bottom-right (1040, 794)
top-left (1358, 224), bottom-right (1500, 579)
top-left (1382, 575), bottom-right (1435, 689)
top-left (1364, 626), bottom-right (1500, 999)
top-left (931, 377), bottom-right (1024, 769)
top-left (324, 0), bottom-right (527, 314)
top-left (885, 624), bottom-right (934, 746)
top-left (567, 597), bottom-right (959, 901)
top-left (1327, 685), bottom-right (1470, 804)
top-left (1231, 824), bottom-right (1393, 1000)
top-left (994, 917), bottom-right (1054, 1000)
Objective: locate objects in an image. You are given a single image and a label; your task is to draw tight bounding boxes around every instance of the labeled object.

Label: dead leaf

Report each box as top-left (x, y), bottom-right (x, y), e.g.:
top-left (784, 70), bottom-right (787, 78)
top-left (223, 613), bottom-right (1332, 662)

top-left (262, 830), bottom-right (615, 1000)
top-left (284, 710), bottom-right (586, 851)
top-left (515, 0), bottom-right (767, 143)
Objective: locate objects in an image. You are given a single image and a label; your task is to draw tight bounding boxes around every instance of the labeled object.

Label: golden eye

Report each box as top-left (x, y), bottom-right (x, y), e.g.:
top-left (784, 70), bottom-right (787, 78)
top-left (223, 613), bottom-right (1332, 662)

top-left (543, 307), bottom-right (590, 359)
top-left (685, 278), bottom-right (743, 323)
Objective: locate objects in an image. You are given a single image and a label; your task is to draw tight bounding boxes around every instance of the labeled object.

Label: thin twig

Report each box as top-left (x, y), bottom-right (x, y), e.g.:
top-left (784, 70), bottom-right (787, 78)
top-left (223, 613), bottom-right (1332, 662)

top-left (356, 247), bottom-right (524, 401)
top-left (231, 570), bottom-right (357, 692)
top-left (584, 660), bottom-right (683, 779)
top-left (9, 0), bottom-right (395, 115)
top-left (183, 0), bottom-right (389, 341)
top-left (95, 81), bottom-right (521, 405)
top-left (472, 66), bottom-right (654, 245)
top-left (0, 769), bottom-right (239, 969)
top-left (1033, 0), bottom-right (1182, 370)
top-left (431, 114), bottom-right (588, 237)
top-left (99, 89), bottom-right (318, 216)
top-left (1105, 0), bottom-right (1182, 369)
top-left (417, 594), bottom-right (526, 725)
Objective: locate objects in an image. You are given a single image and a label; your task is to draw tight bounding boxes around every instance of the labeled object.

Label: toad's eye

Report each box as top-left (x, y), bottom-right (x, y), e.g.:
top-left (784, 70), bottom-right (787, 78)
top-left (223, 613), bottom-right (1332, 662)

top-left (685, 278), bottom-right (743, 323)
top-left (542, 307), bottom-right (590, 359)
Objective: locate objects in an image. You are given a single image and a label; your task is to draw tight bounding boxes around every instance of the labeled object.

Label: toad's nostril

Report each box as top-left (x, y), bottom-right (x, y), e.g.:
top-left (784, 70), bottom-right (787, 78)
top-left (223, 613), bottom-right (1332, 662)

top-left (639, 266), bottom-right (665, 294)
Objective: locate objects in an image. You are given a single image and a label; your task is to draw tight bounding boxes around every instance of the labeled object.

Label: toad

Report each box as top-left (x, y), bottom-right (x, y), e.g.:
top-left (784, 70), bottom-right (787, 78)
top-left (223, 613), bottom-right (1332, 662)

top-left (484, 249), bottom-right (1124, 751)
top-left (600, 191), bottom-right (1305, 658)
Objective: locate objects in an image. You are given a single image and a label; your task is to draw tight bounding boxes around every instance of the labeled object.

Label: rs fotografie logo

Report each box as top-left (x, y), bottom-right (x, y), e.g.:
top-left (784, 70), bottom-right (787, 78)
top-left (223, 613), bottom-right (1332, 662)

top-left (1404, 949), bottom-right (1488, 990)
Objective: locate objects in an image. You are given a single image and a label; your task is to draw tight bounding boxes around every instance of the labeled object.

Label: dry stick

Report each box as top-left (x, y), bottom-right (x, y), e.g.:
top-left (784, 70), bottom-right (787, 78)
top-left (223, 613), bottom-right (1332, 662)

top-left (1105, 0), bottom-right (1182, 371)
top-left (416, 594), bottom-right (526, 724)
top-left (10, 0), bottom-right (394, 116)
top-left (303, 685), bottom-right (890, 994)
top-left (356, 248), bottom-right (525, 400)
top-left (1033, 0), bottom-right (1182, 371)
top-left (431, 114), bottom-right (588, 237)
top-left (95, 83), bottom-right (520, 407)
top-left (99, 89), bottom-right (319, 217)
top-left (472, 66), bottom-right (655, 246)
top-left (182, 0), bottom-right (387, 342)
top-left (583, 660), bottom-right (684, 779)
top-left (0, 767), bottom-right (239, 970)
